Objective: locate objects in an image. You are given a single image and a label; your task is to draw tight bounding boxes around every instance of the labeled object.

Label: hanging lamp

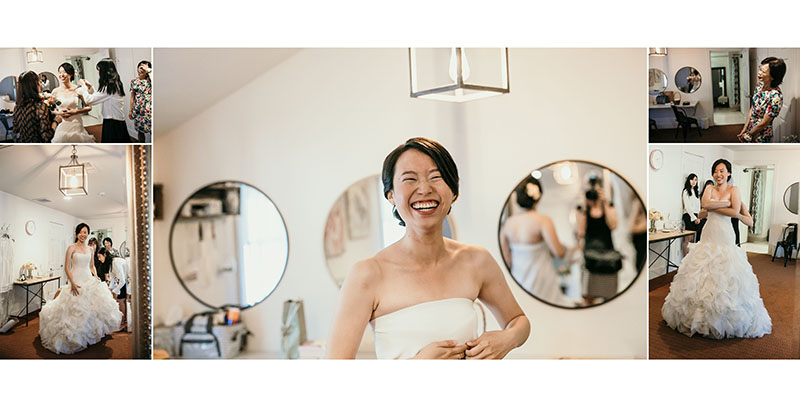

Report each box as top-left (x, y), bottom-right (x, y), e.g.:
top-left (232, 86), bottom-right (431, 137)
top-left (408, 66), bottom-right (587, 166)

top-left (59, 145), bottom-right (88, 196)
top-left (409, 48), bottom-right (509, 102)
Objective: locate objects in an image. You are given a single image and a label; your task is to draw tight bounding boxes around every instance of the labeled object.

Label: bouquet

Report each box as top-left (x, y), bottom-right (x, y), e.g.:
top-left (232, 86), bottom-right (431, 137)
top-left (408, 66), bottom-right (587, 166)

top-left (42, 94), bottom-right (61, 111)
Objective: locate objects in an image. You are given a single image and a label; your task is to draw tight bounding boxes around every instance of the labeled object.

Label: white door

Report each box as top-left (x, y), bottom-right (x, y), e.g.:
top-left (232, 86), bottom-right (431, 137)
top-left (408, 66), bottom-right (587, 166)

top-left (47, 222), bottom-right (66, 299)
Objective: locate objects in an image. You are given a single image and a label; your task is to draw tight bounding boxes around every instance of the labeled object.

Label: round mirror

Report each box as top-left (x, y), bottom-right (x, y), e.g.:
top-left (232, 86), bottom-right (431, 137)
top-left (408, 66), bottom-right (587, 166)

top-left (39, 72), bottom-right (58, 92)
top-left (648, 68), bottom-right (667, 95)
top-left (169, 181), bottom-right (289, 309)
top-left (0, 76), bottom-right (16, 102)
top-left (675, 66), bottom-right (702, 94)
top-left (498, 161), bottom-right (646, 309)
top-left (784, 182), bottom-right (799, 215)
top-left (324, 175), bottom-right (456, 287)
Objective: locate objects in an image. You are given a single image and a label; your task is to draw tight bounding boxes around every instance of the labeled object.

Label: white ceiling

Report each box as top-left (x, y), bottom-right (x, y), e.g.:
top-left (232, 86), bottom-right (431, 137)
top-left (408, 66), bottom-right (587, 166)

top-left (154, 48), bottom-right (299, 135)
top-left (0, 145), bottom-right (129, 219)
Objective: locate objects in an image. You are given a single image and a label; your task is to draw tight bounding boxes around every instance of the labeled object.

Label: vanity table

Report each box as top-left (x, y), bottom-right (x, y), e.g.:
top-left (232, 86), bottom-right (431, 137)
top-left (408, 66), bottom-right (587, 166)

top-left (12, 275), bottom-right (61, 326)
top-left (648, 230), bottom-right (695, 276)
top-left (649, 101), bottom-right (699, 129)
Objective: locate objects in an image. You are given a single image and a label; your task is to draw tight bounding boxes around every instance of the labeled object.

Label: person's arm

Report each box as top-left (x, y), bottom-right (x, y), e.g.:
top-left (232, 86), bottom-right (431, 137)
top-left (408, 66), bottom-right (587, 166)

top-left (701, 186), bottom-right (729, 209)
top-left (466, 247), bottom-right (530, 359)
top-left (327, 259), bottom-right (379, 359)
top-left (542, 216), bottom-right (566, 259)
top-left (89, 247), bottom-right (99, 279)
top-left (709, 187), bottom-right (741, 218)
top-left (64, 246), bottom-right (81, 296)
top-left (738, 107), bottom-right (753, 138)
top-left (108, 258), bottom-right (126, 295)
top-left (129, 90), bottom-right (135, 120)
top-left (737, 200), bottom-right (754, 227)
top-left (499, 224), bottom-right (513, 269)
top-left (746, 114), bottom-right (775, 136)
top-left (682, 191), bottom-right (698, 222)
top-left (575, 210), bottom-right (586, 249)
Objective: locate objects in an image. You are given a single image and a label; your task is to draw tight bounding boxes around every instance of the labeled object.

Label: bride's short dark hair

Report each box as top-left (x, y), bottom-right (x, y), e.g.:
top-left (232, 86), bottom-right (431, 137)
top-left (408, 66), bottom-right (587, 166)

top-left (712, 159), bottom-right (732, 182)
top-left (59, 63), bottom-right (75, 81)
top-left (381, 137), bottom-right (459, 226)
top-left (74, 223), bottom-right (90, 242)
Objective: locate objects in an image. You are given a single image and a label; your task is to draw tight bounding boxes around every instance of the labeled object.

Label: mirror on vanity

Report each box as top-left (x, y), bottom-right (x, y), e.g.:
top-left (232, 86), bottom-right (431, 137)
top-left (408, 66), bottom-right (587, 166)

top-left (784, 182), bottom-right (799, 215)
top-left (675, 66), bottom-right (702, 93)
top-left (498, 161), bottom-right (646, 309)
top-left (323, 175), bottom-right (456, 287)
top-left (648, 68), bottom-right (668, 95)
top-left (169, 181), bottom-right (289, 309)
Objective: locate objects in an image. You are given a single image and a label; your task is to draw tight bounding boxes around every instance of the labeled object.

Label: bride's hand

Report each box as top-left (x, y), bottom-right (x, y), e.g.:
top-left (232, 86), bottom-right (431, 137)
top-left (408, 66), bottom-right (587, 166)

top-left (69, 283), bottom-right (81, 296)
top-left (465, 331), bottom-right (515, 359)
top-left (412, 340), bottom-right (468, 359)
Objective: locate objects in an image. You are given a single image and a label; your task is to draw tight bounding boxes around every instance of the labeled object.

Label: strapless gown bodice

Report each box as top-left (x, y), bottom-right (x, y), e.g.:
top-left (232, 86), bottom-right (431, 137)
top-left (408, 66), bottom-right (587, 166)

top-left (51, 90), bottom-right (94, 143)
top-left (371, 298), bottom-right (482, 359)
top-left (39, 250), bottom-right (122, 354)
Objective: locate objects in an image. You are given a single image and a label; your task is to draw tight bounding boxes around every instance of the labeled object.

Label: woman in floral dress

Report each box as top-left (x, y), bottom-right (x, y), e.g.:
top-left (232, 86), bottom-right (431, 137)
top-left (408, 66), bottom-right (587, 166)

top-left (129, 60), bottom-right (152, 143)
top-left (738, 57), bottom-right (786, 143)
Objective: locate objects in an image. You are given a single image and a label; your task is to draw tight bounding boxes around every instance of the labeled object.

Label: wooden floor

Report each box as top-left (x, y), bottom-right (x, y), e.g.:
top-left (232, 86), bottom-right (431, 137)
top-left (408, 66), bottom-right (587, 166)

top-left (649, 253), bottom-right (800, 359)
top-left (0, 311), bottom-right (132, 359)
top-left (649, 124), bottom-right (742, 143)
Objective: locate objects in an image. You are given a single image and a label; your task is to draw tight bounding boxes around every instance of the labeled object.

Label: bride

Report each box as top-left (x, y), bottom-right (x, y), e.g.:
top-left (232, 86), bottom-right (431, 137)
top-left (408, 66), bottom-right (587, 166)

top-left (50, 63), bottom-right (96, 143)
top-left (661, 159), bottom-right (772, 339)
top-left (38, 223), bottom-right (122, 354)
top-left (328, 138), bottom-right (530, 359)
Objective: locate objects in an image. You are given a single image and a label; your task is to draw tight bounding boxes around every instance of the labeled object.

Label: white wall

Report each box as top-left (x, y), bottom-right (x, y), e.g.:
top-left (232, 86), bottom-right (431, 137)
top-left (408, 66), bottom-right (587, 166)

top-left (154, 48), bottom-right (647, 359)
top-left (0, 190), bottom-right (84, 315)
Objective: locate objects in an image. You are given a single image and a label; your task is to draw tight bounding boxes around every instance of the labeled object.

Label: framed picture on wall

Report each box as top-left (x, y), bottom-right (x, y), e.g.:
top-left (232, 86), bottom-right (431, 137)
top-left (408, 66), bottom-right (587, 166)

top-left (346, 181), bottom-right (371, 239)
top-left (324, 196), bottom-right (346, 258)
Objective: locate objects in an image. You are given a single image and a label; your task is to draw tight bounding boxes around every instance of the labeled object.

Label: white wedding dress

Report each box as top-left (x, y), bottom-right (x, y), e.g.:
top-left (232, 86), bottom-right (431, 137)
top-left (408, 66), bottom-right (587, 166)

top-left (661, 207), bottom-right (772, 339)
top-left (39, 251), bottom-right (122, 354)
top-left (51, 89), bottom-right (95, 143)
top-left (371, 298), bottom-right (483, 359)
top-left (510, 242), bottom-right (572, 307)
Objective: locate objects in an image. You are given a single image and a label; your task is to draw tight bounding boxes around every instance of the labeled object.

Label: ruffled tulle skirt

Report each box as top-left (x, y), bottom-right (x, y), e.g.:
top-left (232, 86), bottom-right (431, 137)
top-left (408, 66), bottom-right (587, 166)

top-left (39, 277), bottom-right (122, 354)
top-left (661, 239), bottom-right (772, 339)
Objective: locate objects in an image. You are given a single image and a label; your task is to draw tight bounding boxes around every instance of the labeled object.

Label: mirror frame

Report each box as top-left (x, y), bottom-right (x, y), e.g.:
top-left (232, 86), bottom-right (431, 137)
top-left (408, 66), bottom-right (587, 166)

top-left (648, 68), bottom-right (668, 95)
top-left (496, 159), bottom-right (647, 310)
top-left (127, 145), bottom-right (153, 359)
top-left (168, 180), bottom-right (290, 311)
top-left (784, 182), bottom-right (799, 215)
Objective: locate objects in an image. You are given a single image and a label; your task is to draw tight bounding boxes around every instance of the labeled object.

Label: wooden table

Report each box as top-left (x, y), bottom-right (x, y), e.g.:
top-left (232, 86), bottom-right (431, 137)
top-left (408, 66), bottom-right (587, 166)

top-left (648, 230), bottom-right (695, 275)
top-left (12, 275), bottom-right (61, 326)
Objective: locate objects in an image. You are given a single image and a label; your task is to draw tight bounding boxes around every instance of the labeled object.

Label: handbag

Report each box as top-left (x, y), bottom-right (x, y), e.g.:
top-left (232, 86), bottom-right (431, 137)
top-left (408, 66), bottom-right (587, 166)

top-left (584, 248), bottom-right (624, 274)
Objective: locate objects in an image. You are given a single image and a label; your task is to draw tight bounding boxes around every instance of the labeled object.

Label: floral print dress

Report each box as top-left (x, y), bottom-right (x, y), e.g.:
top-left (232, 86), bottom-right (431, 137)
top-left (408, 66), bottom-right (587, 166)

top-left (746, 83), bottom-right (782, 143)
top-left (130, 78), bottom-right (152, 135)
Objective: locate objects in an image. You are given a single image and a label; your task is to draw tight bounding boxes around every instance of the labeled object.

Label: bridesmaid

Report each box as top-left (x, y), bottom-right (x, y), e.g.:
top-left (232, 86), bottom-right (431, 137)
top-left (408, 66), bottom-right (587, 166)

top-left (13, 71), bottom-right (61, 143)
top-left (79, 59), bottom-right (130, 143)
top-left (129, 60), bottom-right (152, 143)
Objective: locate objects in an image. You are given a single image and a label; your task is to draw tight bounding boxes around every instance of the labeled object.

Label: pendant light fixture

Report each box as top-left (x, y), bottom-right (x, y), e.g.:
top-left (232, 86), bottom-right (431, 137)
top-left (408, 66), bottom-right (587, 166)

top-left (59, 145), bottom-right (88, 196)
top-left (26, 48), bottom-right (44, 63)
top-left (409, 48), bottom-right (509, 102)
top-left (648, 48), bottom-right (668, 56)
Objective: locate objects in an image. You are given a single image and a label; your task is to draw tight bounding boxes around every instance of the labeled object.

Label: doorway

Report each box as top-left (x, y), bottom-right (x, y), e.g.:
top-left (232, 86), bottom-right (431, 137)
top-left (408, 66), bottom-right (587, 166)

top-left (710, 50), bottom-right (749, 126)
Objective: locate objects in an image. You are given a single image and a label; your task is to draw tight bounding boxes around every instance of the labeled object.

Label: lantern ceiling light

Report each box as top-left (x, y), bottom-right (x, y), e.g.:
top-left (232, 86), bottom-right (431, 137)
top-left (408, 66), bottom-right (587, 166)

top-left (648, 48), bottom-right (668, 56)
top-left (26, 48), bottom-right (44, 63)
top-left (409, 48), bottom-right (509, 102)
top-left (59, 145), bottom-right (88, 196)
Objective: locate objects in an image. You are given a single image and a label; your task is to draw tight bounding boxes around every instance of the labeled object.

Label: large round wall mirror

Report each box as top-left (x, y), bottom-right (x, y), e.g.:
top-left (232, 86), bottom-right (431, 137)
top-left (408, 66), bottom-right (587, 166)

top-left (324, 174), bottom-right (456, 287)
top-left (0, 76), bottom-right (16, 102)
top-left (675, 66), bottom-right (702, 94)
top-left (40, 72), bottom-right (58, 92)
top-left (169, 181), bottom-right (289, 309)
top-left (648, 68), bottom-right (668, 95)
top-left (498, 161), bottom-right (646, 309)
top-left (784, 182), bottom-right (799, 215)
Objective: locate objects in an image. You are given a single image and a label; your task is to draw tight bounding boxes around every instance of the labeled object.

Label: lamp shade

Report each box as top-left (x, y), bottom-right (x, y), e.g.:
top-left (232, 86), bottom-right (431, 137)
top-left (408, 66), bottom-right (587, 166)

top-left (26, 48), bottom-right (44, 63)
top-left (59, 146), bottom-right (88, 196)
top-left (409, 48), bottom-right (509, 102)
top-left (648, 48), bottom-right (668, 56)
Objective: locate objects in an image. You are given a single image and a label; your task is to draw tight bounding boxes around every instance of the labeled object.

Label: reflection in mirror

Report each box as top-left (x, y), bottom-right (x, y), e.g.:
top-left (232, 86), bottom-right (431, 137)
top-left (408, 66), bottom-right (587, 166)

top-left (0, 76), bottom-right (16, 102)
top-left (784, 182), bottom-right (799, 215)
top-left (648, 68), bottom-right (668, 95)
top-left (324, 175), bottom-right (455, 287)
top-left (498, 161), bottom-right (646, 309)
top-left (39, 72), bottom-right (58, 92)
top-left (169, 181), bottom-right (288, 309)
top-left (675, 66), bottom-right (702, 94)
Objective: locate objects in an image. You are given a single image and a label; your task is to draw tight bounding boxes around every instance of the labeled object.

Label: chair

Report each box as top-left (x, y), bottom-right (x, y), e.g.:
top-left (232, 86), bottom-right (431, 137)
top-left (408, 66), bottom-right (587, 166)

top-left (0, 114), bottom-right (12, 142)
top-left (772, 223), bottom-right (797, 267)
top-left (671, 105), bottom-right (702, 142)
top-left (649, 118), bottom-right (658, 131)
